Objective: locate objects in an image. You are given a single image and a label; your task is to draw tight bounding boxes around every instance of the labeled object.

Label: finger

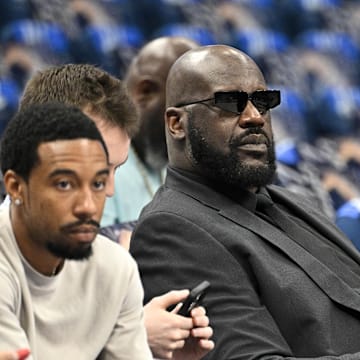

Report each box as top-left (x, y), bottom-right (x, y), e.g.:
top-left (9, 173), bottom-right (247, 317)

top-left (190, 306), bottom-right (206, 317)
top-left (177, 328), bottom-right (191, 340)
top-left (155, 290), bottom-right (190, 309)
top-left (169, 339), bottom-right (186, 350)
top-left (165, 328), bottom-right (192, 341)
top-left (192, 314), bottom-right (210, 328)
top-left (198, 338), bottom-right (215, 351)
top-left (191, 307), bottom-right (210, 328)
top-left (191, 326), bottom-right (213, 339)
top-left (193, 318), bottom-right (210, 330)
top-left (171, 302), bottom-right (183, 314)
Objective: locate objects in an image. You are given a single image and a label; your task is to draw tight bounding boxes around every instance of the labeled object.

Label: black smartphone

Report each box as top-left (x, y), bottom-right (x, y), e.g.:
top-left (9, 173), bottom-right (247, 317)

top-left (178, 280), bottom-right (210, 317)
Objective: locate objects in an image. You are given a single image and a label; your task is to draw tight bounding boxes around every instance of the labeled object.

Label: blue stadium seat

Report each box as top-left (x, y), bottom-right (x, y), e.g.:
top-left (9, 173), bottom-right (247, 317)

top-left (297, 0), bottom-right (341, 10)
top-left (1, 20), bottom-right (70, 62)
top-left (270, 86), bottom-right (308, 142)
top-left (153, 23), bottom-right (216, 45)
top-left (72, 24), bottom-right (144, 76)
top-left (0, 77), bottom-right (21, 135)
top-left (260, 0), bottom-right (342, 39)
top-left (112, 0), bottom-right (187, 39)
top-left (227, 0), bottom-right (274, 8)
top-left (296, 30), bottom-right (359, 62)
top-left (276, 139), bottom-right (301, 167)
top-left (84, 24), bottom-right (144, 54)
top-left (0, 1), bottom-right (32, 32)
top-left (234, 29), bottom-right (290, 57)
top-left (310, 86), bottom-right (360, 139)
top-left (336, 199), bottom-right (360, 251)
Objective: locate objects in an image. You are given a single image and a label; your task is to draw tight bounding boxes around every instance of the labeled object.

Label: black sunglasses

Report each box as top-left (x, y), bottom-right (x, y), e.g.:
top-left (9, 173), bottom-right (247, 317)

top-left (175, 90), bottom-right (281, 115)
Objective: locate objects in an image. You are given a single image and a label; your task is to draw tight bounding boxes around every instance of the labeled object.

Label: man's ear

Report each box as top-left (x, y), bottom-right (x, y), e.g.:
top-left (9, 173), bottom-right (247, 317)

top-left (3, 170), bottom-right (24, 201)
top-left (165, 107), bottom-right (186, 140)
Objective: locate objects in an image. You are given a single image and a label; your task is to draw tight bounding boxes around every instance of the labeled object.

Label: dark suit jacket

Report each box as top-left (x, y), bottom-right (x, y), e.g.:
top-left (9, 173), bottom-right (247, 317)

top-left (130, 166), bottom-right (360, 360)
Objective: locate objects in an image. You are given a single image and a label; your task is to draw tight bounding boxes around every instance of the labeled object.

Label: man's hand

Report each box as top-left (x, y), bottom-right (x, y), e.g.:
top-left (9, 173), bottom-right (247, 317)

top-left (144, 290), bottom-right (193, 359)
top-left (144, 290), bottom-right (214, 359)
top-left (173, 306), bottom-right (214, 360)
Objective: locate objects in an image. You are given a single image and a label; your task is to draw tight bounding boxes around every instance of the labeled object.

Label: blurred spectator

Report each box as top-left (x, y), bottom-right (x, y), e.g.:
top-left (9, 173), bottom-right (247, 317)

top-left (0, 19), bottom-right (72, 64)
top-left (0, 1), bottom-right (32, 32)
top-left (68, 0), bottom-right (144, 76)
top-left (2, 44), bottom-right (46, 88)
top-left (101, 36), bottom-right (199, 232)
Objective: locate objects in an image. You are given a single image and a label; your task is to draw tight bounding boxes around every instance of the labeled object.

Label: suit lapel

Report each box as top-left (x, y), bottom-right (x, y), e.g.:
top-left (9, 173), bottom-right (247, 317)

top-left (268, 185), bottom-right (360, 264)
top-left (166, 168), bottom-right (360, 313)
top-left (219, 204), bottom-right (360, 312)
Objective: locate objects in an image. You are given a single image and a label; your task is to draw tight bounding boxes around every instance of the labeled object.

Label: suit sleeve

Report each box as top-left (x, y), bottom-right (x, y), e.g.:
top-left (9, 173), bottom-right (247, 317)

top-left (130, 211), bottom-right (360, 360)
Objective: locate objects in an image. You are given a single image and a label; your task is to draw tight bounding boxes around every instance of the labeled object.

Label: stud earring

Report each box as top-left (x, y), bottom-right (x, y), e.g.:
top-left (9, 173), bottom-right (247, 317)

top-left (14, 198), bottom-right (22, 206)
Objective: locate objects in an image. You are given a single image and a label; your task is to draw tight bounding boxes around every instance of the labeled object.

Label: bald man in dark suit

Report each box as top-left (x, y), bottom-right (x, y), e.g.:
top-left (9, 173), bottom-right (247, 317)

top-left (130, 44), bottom-right (360, 359)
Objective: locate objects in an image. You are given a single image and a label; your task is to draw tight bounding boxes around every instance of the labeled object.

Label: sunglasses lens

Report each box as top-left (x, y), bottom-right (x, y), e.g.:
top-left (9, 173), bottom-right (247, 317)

top-left (213, 90), bottom-right (280, 114)
top-left (252, 91), bottom-right (281, 113)
top-left (214, 92), bottom-right (248, 114)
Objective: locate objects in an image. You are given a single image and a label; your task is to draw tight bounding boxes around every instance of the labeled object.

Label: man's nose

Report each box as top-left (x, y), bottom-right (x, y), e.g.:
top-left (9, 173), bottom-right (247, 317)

top-left (237, 101), bottom-right (265, 128)
top-left (74, 188), bottom-right (98, 216)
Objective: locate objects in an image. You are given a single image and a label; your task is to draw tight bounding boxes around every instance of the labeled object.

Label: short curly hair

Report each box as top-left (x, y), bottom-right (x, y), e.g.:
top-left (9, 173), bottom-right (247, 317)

top-left (1, 102), bottom-right (108, 182)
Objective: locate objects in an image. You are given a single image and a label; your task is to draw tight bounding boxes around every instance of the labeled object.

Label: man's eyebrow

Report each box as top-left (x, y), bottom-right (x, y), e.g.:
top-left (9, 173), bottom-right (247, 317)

top-left (48, 169), bottom-right (76, 178)
top-left (49, 168), bottom-right (110, 178)
top-left (96, 168), bottom-right (110, 176)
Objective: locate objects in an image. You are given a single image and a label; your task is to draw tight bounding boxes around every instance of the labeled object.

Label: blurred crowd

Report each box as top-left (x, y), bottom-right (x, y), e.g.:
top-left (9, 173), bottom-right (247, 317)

top-left (1, 0), bottom-right (360, 246)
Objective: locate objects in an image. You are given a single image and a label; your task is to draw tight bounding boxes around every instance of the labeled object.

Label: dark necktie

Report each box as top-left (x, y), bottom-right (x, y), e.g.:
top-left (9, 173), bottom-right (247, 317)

top-left (256, 193), bottom-right (313, 242)
top-left (255, 192), bottom-right (360, 287)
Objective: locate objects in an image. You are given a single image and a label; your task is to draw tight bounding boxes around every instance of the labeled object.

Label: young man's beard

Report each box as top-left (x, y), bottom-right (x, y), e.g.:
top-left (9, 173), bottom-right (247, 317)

top-left (47, 240), bottom-right (93, 260)
top-left (45, 221), bottom-right (99, 260)
top-left (187, 119), bottom-right (277, 189)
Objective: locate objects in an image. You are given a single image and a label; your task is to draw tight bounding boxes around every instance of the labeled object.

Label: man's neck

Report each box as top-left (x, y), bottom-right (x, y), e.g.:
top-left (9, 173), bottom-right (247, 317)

top-left (132, 142), bottom-right (167, 172)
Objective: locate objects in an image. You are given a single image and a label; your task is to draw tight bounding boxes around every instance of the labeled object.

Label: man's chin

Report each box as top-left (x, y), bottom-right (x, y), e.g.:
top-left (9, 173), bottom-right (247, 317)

top-left (47, 242), bottom-right (93, 260)
top-left (222, 163), bottom-right (276, 188)
top-left (67, 246), bottom-right (93, 260)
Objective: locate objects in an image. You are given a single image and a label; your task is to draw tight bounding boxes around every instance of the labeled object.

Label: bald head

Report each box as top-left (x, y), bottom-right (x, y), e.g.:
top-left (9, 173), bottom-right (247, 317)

top-left (166, 45), bottom-right (266, 108)
top-left (126, 36), bottom-right (199, 89)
